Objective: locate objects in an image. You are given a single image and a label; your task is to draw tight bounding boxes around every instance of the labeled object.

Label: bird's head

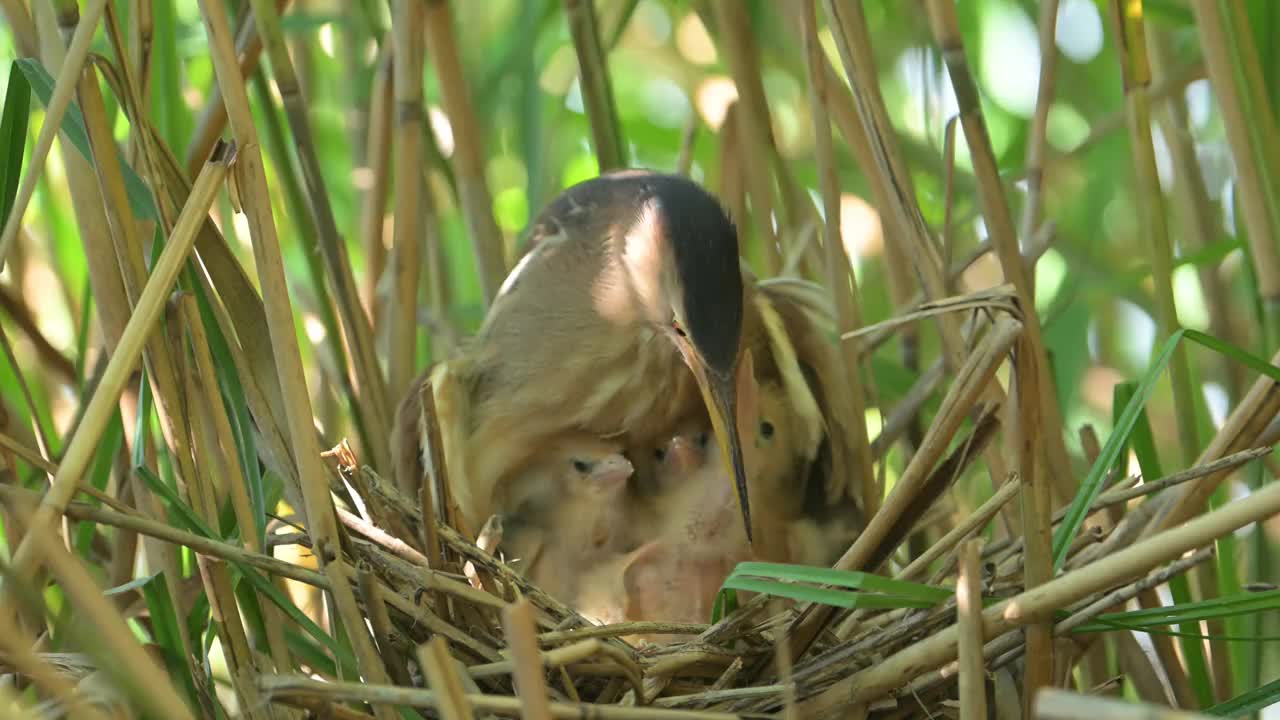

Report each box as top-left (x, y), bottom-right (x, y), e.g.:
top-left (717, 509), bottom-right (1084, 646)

top-left (615, 174), bottom-right (752, 541)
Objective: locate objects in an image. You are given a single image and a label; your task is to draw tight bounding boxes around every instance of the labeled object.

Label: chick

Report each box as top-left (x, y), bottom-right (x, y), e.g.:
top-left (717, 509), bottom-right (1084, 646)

top-left (495, 435), bottom-right (636, 601)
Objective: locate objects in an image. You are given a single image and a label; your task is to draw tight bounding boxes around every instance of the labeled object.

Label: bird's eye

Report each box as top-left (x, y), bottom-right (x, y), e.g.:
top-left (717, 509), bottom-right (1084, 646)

top-left (654, 448), bottom-right (667, 462)
top-left (672, 320), bottom-right (686, 338)
top-left (696, 432), bottom-right (709, 448)
top-left (572, 459), bottom-right (591, 473)
top-left (760, 421), bottom-right (775, 439)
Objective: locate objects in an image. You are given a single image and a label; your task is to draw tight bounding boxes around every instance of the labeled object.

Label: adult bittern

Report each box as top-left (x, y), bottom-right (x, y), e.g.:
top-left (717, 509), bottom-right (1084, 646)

top-left (423, 170), bottom-right (754, 538)
top-left (394, 171), bottom-right (866, 556)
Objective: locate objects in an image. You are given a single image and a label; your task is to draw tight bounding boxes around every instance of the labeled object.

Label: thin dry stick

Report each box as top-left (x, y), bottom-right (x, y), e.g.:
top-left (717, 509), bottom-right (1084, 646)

top-left (957, 539), bottom-right (987, 720)
top-left (0, 0), bottom-right (107, 271)
top-left (388, 0), bottom-right (425, 403)
top-left (360, 569), bottom-right (412, 687)
top-left (419, 636), bottom-right (476, 720)
top-left (799, 0), bottom-right (877, 516)
top-left (1014, 333), bottom-right (1054, 702)
top-left (897, 472), bottom-right (1021, 581)
top-left (802, 460), bottom-right (1280, 713)
top-left (925, 0), bottom-right (1075, 507)
top-left (503, 599), bottom-right (554, 720)
top-left (564, 0), bottom-right (626, 169)
top-left (423, 0), bottom-right (506, 305)
top-left (2, 142), bottom-right (232, 587)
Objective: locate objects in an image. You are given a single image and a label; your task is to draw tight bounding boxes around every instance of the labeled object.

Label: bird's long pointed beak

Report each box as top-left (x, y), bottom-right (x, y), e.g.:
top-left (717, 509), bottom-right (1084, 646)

top-left (692, 365), bottom-right (753, 544)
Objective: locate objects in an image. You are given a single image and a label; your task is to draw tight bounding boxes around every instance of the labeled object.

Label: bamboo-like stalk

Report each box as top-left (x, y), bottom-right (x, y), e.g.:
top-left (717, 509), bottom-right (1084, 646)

top-left (564, 0), bottom-right (627, 170)
top-left (798, 0), bottom-right (877, 516)
top-left (3, 141), bottom-right (231, 595)
top-left (709, 2), bottom-right (782, 274)
top-left (925, 0), bottom-right (1075, 508)
top-left (802, 461), bottom-right (1280, 712)
top-left (957, 539), bottom-right (987, 720)
top-left (1017, 0), bottom-right (1061, 248)
top-left (249, 0), bottom-right (392, 474)
top-left (0, 0), bottom-right (107, 270)
top-left (0, 0), bottom-right (37, 56)
top-left (388, 1), bottom-right (425, 404)
top-left (423, 0), bottom-right (507, 306)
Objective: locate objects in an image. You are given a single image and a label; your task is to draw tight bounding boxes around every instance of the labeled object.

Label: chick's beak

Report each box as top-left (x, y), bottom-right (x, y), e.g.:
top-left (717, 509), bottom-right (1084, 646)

top-left (685, 358), bottom-right (752, 544)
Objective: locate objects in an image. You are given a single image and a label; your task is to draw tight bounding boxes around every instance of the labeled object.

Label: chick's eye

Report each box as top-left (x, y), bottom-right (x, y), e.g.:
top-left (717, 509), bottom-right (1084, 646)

top-left (696, 432), bottom-right (710, 448)
top-left (760, 421), bottom-right (775, 439)
top-left (572, 459), bottom-right (590, 473)
top-left (672, 320), bottom-right (686, 338)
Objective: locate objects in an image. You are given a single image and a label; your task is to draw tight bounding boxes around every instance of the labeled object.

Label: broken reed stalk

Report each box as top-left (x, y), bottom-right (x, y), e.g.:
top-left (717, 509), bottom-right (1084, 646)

top-left (798, 0), bottom-right (877, 517)
top-left (423, 0), bottom-right (507, 305)
top-left (2, 142), bottom-right (232, 588)
top-left (197, 3), bottom-right (397, 709)
top-left (564, 0), bottom-right (627, 170)
top-left (418, 636), bottom-right (476, 720)
top-left (803, 462), bottom-right (1280, 713)
top-left (249, 0), bottom-right (393, 472)
top-left (956, 539), bottom-right (986, 720)
top-left (360, 47), bottom-right (394, 325)
top-left (503, 599), bottom-right (555, 720)
top-left (388, 0), bottom-right (425, 403)
top-left (0, 0), bottom-right (107, 270)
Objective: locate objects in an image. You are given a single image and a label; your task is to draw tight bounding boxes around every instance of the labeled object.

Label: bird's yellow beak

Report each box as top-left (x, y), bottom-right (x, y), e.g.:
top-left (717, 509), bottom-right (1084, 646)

top-left (686, 357), bottom-right (753, 544)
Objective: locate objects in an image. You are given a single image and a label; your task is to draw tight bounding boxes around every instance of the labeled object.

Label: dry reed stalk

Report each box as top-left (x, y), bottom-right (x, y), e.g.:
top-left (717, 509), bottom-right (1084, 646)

top-left (798, 0), bottom-right (877, 517)
top-left (261, 675), bottom-right (744, 720)
top-left (897, 472), bottom-right (1021, 581)
top-left (0, 0), bottom-right (37, 56)
top-left (249, 0), bottom-right (393, 473)
top-left (564, 0), bottom-right (627, 170)
top-left (361, 47), bottom-right (394, 325)
top-left (803, 457), bottom-right (1280, 713)
top-left (1035, 688), bottom-right (1216, 720)
top-left (957, 539), bottom-right (987, 720)
top-left (709, 2), bottom-right (782, 274)
top-left (788, 315), bottom-right (1023, 656)
top-left (423, 0), bottom-right (507, 305)
top-left (388, 0), bottom-right (425, 404)
top-left (419, 636), bottom-right (476, 720)
top-left (2, 142), bottom-right (231, 589)
top-left (199, 555), bottom-right (269, 719)
top-left (0, 0), bottom-right (106, 269)
top-left (926, 0), bottom-right (1075, 507)
top-left (5, 502), bottom-right (196, 720)
top-left (197, 3), bottom-right (398, 707)
top-left (503, 599), bottom-right (555, 720)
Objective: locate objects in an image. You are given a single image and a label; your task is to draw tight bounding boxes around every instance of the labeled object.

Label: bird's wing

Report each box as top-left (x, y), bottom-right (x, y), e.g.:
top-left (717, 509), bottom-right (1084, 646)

top-left (757, 278), bottom-right (865, 511)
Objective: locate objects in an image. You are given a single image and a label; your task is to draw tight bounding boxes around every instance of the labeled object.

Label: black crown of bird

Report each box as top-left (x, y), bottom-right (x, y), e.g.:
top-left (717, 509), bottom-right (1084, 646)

top-left (395, 169), bottom-right (864, 564)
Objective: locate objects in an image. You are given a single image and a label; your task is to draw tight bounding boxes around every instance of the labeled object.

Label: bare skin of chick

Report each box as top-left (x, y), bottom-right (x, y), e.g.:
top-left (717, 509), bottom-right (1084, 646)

top-left (495, 436), bottom-right (635, 602)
